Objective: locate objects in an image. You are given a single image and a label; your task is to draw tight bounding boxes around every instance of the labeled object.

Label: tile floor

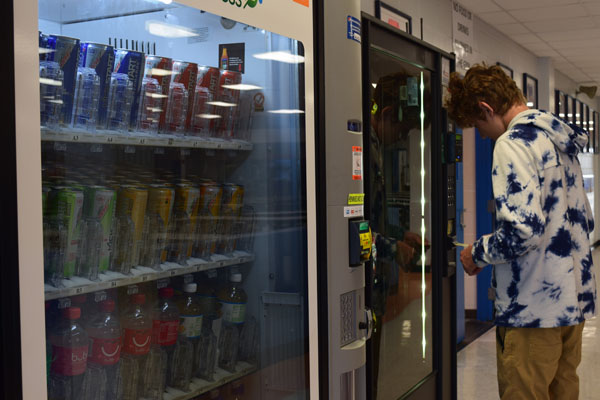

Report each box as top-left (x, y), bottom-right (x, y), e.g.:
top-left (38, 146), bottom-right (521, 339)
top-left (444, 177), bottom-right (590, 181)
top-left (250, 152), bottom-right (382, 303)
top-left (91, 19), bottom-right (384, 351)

top-left (457, 248), bottom-right (600, 400)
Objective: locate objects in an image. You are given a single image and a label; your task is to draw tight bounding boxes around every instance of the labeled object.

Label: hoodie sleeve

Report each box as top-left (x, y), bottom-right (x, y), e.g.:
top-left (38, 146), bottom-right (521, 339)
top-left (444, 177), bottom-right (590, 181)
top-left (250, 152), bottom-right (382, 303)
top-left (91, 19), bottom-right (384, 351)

top-left (472, 137), bottom-right (546, 266)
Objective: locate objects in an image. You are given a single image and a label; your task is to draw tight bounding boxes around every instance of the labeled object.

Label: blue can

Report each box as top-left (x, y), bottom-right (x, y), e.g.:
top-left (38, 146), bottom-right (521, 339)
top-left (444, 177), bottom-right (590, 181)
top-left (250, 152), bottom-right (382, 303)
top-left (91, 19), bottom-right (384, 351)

top-left (113, 49), bottom-right (145, 130)
top-left (44, 35), bottom-right (80, 125)
top-left (79, 42), bottom-right (115, 128)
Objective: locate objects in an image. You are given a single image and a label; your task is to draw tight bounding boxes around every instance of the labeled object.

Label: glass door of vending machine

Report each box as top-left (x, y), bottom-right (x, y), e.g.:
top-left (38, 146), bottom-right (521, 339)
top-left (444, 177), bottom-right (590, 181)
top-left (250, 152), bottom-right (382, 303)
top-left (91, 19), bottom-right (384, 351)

top-left (9, 0), bottom-right (318, 399)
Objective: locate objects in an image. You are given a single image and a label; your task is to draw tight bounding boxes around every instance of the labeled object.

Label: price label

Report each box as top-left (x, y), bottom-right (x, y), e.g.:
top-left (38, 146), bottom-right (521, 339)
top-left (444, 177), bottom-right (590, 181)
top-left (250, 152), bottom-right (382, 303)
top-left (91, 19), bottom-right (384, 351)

top-left (168, 138), bottom-right (174, 145)
top-left (156, 278), bottom-right (169, 289)
top-left (127, 285), bottom-right (139, 295)
top-left (110, 281), bottom-right (118, 288)
top-left (72, 135), bottom-right (79, 141)
top-left (75, 287), bottom-right (84, 294)
top-left (106, 136), bottom-right (113, 143)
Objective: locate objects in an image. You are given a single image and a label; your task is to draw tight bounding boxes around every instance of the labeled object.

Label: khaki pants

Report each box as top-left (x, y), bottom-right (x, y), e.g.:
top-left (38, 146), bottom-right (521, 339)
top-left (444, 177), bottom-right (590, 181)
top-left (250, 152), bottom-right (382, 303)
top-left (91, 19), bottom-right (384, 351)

top-left (496, 322), bottom-right (585, 400)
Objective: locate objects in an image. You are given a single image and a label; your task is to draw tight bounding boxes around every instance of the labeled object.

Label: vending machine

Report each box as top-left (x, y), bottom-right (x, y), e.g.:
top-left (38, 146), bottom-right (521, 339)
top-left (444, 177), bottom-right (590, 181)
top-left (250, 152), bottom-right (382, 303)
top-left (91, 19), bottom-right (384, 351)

top-left (6, 0), bottom-right (320, 399)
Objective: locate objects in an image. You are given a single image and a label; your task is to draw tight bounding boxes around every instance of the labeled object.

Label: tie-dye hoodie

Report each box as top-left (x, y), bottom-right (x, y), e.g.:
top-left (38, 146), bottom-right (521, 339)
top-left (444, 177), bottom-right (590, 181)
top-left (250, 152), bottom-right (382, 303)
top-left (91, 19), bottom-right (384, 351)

top-left (472, 109), bottom-right (597, 328)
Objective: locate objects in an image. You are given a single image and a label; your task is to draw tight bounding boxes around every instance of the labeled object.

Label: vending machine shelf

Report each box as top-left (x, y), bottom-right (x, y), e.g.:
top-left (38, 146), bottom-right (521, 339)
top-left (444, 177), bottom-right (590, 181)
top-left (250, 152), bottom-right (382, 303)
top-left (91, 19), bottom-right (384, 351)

top-left (164, 362), bottom-right (257, 400)
top-left (41, 128), bottom-right (253, 151)
top-left (44, 252), bottom-right (255, 300)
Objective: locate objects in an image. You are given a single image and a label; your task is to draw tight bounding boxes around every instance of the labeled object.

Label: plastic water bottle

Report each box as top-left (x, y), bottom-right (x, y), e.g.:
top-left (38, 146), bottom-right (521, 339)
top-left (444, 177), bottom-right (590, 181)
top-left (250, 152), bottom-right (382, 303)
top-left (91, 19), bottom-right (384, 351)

top-left (140, 287), bottom-right (179, 399)
top-left (47, 307), bottom-right (89, 400)
top-left (170, 283), bottom-right (202, 391)
top-left (217, 273), bottom-right (247, 373)
top-left (80, 299), bottom-right (122, 400)
top-left (120, 294), bottom-right (152, 400)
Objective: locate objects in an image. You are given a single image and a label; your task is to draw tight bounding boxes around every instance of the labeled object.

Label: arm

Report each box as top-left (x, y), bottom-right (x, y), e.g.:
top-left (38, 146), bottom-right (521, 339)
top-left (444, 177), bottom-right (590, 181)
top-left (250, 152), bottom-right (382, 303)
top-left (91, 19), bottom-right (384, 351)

top-left (472, 138), bottom-right (546, 266)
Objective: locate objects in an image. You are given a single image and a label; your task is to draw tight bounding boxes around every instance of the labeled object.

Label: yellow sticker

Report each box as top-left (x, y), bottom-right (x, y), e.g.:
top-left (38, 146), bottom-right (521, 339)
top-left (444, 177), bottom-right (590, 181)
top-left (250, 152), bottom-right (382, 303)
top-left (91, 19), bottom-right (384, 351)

top-left (348, 193), bottom-right (365, 205)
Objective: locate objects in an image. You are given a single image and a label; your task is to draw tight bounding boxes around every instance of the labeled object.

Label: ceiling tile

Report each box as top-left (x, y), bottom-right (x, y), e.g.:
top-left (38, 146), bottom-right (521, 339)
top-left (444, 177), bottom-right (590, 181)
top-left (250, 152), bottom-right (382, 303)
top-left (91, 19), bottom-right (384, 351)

top-left (454, 0), bottom-right (502, 14)
top-left (511, 4), bottom-right (588, 22)
top-left (495, 23), bottom-right (530, 34)
top-left (493, 0), bottom-right (580, 11)
top-left (536, 28), bottom-right (600, 42)
top-left (550, 38), bottom-right (600, 49)
top-left (479, 11), bottom-right (517, 24)
top-left (526, 17), bottom-right (596, 33)
top-left (506, 32), bottom-right (544, 44)
top-left (557, 47), bottom-right (598, 56)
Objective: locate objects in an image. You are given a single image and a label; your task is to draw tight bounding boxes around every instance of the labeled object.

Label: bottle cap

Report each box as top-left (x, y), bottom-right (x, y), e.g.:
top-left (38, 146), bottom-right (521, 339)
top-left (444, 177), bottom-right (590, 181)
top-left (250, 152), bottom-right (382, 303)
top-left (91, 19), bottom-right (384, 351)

top-left (100, 299), bottom-right (116, 313)
top-left (131, 294), bottom-right (146, 305)
top-left (159, 287), bottom-right (174, 298)
top-left (183, 283), bottom-right (197, 293)
top-left (230, 273), bottom-right (242, 283)
top-left (63, 307), bottom-right (81, 320)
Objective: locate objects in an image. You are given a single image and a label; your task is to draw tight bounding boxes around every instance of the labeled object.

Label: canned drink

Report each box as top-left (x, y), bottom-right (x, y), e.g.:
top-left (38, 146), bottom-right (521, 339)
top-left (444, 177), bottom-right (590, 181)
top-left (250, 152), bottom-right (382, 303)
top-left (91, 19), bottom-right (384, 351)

top-left (164, 82), bottom-right (189, 135)
top-left (44, 35), bottom-right (80, 125)
top-left (136, 77), bottom-right (162, 134)
top-left (197, 66), bottom-right (220, 136)
top-left (193, 183), bottom-right (223, 259)
top-left (168, 184), bottom-right (200, 264)
top-left (235, 91), bottom-right (255, 141)
top-left (112, 185), bottom-right (148, 274)
top-left (39, 61), bottom-right (64, 127)
top-left (190, 86), bottom-right (213, 137)
top-left (113, 49), bottom-right (145, 130)
top-left (81, 186), bottom-right (116, 274)
top-left (142, 185), bottom-right (174, 267)
top-left (172, 60), bottom-right (198, 132)
top-left (46, 187), bottom-right (85, 279)
top-left (79, 42), bottom-right (115, 128)
top-left (217, 184), bottom-right (244, 254)
top-left (72, 67), bottom-right (101, 131)
top-left (106, 72), bottom-right (135, 132)
top-left (216, 70), bottom-right (243, 139)
top-left (39, 32), bottom-right (48, 61)
top-left (143, 55), bottom-right (173, 132)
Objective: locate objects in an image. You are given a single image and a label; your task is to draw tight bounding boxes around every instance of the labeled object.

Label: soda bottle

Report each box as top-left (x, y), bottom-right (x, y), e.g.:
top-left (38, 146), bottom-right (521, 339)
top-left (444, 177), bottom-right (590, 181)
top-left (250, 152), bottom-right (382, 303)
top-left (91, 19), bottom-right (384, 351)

top-left (120, 294), bottom-right (152, 400)
top-left (170, 283), bottom-right (202, 391)
top-left (217, 273), bottom-right (247, 373)
top-left (81, 299), bottom-right (122, 400)
top-left (47, 307), bottom-right (89, 400)
top-left (140, 287), bottom-right (179, 399)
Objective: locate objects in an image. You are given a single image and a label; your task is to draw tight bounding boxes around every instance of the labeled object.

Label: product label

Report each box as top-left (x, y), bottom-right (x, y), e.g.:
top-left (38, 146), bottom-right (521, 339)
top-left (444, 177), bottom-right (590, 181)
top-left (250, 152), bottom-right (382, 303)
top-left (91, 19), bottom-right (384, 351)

top-left (221, 302), bottom-right (246, 324)
top-left (51, 345), bottom-right (88, 376)
top-left (180, 315), bottom-right (203, 338)
top-left (122, 328), bottom-right (152, 355)
top-left (89, 336), bottom-right (121, 366)
top-left (352, 146), bottom-right (363, 180)
top-left (152, 319), bottom-right (179, 346)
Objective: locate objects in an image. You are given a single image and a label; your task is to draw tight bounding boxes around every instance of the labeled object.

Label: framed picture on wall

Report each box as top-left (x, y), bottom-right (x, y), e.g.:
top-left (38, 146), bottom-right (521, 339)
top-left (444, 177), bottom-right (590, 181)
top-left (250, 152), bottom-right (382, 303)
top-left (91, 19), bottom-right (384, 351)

top-left (496, 62), bottom-right (513, 79)
top-left (375, 1), bottom-right (412, 34)
top-left (594, 111), bottom-right (599, 154)
top-left (584, 104), bottom-right (590, 152)
top-left (554, 90), bottom-right (566, 120)
top-left (523, 73), bottom-right (538, 108)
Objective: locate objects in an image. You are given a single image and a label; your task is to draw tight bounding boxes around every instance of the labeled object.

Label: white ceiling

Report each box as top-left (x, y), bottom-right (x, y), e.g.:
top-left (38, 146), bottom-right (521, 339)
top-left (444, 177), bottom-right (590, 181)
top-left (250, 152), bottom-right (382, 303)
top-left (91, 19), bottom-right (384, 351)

top-left (457, 0), bottom-right (600, 87)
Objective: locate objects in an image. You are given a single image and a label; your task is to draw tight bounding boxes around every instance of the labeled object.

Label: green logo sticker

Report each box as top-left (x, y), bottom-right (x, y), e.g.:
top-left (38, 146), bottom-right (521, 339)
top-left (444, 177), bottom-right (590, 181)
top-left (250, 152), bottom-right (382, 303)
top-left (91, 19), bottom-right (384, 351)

top-left (223, 0), bottom-right (262, 9)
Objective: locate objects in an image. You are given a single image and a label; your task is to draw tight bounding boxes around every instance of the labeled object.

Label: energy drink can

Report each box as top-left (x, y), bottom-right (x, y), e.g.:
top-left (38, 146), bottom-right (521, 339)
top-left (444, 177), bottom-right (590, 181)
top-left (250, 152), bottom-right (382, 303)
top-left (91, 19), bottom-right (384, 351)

top-left (46, 186), bottom-right (85, 279)
top-left (196, 66), bottom-right (220, 135)
top-left (79, 42), bottom-right (115, 128)
top-left (136, 77), bottom-right (162, 134)
top-left (216, 70), bottom-right (243, 139)
top-left (44, 35), bottom-right (80, 125)
top-left (112, 185), bottom-right (148, 273)
top-left (143, 55), bottom-right (173, 132)
top-left (168, 184), bottom-right (200, 263)
top-left (190, 86), bottom-right (213, 137)
top-left (113, 49), bottom-right (145, 130)
top-left (194, 183), bottom-right (223, 259)
top-left (143, 185), bottom-right (175, 266)
top-left (164, 82), bottom-right (189, 135)
top-left (172, 60), bottom-right (198, 132)
top-left (72, 67), bottom-right (101, 130)
top-left (217, 184), bottom-right (244, 254)
top-left (39, 61), bottom-right (64, 127)
top-left (106, 72), bottom-right (135, 132)
top-left (82, 186), bottom-right (116, 273)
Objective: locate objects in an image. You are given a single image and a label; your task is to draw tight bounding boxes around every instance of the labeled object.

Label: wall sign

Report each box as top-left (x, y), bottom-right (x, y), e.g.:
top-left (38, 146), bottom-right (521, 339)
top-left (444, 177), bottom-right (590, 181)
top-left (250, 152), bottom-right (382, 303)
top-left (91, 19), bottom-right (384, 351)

top-left (347, 16), bottom-right (361, 43)
top-left (218, 42), bottom-right (245, 73)
top-left (375, 1), bottom-right (412, 34)
top-left (452, 1), bottom-right (474, 75)
top-left (352, 146), bottom-right (363, 180)
top-left (348, 193), bottom-right (365, 205)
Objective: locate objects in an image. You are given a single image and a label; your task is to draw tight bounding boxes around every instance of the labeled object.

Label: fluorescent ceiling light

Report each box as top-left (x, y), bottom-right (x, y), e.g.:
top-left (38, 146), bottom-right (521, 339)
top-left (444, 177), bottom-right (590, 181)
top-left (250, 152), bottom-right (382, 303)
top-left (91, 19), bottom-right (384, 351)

top-left (146, 20), bottom-right (198, 38)
top-left (221, 84), bottom-right (263, 91)
top-left (40, 78), bottom-right (63, 87)
top-left (372, 83), bottom-right (377, 88)
top-left (196, 114), bottom-right (221, 119)
top-left (151, 68), bottom-right (175, 76)
top-left (39, 48), bottom-right (54, 54)
top-left (146, 92), bottom-right (168, 98)
top-left (268, 109), bottom-right (305, 114)
top-left (559, 113), bottom-right (565, 117)
top-left (157, 0), bottom-right (173, 4)
top-left (253, 51), bottom-right (305, 64)
top-left (526, 102), bottom-right (534, 107)
top-left (146, 107), bottom-right (163, 113)
top-left (48, 99), bottom-right (63, 104)
top-left (207, 101), bottom-right (237, 107)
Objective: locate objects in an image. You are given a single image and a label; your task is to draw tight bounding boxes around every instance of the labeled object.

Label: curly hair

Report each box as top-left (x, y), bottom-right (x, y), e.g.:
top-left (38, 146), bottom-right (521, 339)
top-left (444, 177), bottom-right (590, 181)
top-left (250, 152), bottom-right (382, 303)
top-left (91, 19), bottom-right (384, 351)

top-left (445, 64), bottom-right (526, 128)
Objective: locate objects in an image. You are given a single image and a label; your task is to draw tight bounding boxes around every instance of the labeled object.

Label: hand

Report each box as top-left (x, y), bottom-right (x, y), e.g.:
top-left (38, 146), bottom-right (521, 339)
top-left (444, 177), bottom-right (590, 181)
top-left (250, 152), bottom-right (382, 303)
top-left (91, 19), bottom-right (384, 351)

top-left (460, 244), bottom-right (483, 276)
top-left (403, 231), bottom-right (431, 250)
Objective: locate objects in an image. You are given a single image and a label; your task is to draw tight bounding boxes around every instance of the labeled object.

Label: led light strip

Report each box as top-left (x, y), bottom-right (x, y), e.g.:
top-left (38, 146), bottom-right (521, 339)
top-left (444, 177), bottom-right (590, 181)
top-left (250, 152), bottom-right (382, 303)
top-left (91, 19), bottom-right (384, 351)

top-left (420, 71), bottom-right (427, 360)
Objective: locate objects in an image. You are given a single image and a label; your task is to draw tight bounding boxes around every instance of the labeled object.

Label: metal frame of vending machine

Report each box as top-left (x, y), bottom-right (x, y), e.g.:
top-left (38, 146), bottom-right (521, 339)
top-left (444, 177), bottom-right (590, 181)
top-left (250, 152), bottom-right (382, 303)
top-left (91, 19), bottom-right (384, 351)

top-left (7, 0), bottom-right (321, 398)
top-left (360, 14), bottom-right (457, 400)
